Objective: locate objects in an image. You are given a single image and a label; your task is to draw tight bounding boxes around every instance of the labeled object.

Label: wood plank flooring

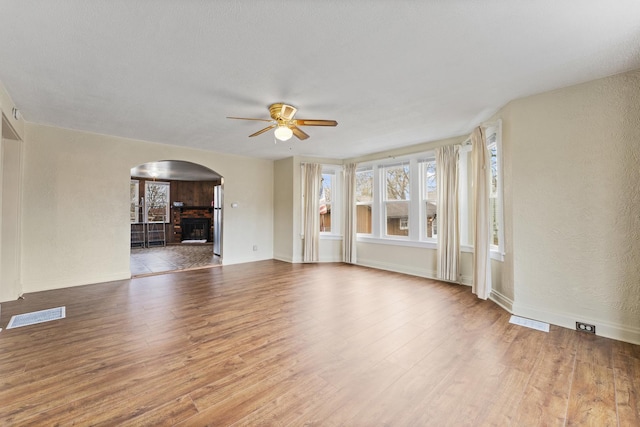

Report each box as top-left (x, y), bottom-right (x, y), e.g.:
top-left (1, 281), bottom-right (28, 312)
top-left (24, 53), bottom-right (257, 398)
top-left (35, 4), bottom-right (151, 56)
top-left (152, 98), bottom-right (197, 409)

top-left (130, 244), bottom-right (221, 276)
top-left (0, 260), bottom-right (638, 426)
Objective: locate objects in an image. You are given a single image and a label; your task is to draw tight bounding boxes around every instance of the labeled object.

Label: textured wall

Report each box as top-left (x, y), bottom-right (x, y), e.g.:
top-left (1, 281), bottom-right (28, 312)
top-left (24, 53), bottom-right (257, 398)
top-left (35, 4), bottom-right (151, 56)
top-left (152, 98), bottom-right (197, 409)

top-left (505, 70), bottom-right (640, 343)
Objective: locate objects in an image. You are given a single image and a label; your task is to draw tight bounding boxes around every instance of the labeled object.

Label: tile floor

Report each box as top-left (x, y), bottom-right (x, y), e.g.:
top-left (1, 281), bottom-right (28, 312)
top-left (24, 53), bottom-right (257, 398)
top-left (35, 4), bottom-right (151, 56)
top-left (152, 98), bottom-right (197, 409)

top-left (130, 244), bottom-right (221, 276)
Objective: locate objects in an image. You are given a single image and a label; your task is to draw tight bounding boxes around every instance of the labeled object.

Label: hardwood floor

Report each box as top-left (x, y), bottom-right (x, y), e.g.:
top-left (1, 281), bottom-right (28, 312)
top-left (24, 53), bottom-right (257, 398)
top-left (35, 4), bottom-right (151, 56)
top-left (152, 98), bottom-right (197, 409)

top-left (130, 244), bottom-right (221, 276)
top-left (0, 260), bottom-right (638, 426)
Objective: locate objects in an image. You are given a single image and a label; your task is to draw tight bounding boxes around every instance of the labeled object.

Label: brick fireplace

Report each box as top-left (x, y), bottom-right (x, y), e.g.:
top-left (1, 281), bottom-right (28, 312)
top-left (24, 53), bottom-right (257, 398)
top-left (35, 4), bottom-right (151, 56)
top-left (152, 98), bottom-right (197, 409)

top-left (171, 206), bottom-right (213, 242)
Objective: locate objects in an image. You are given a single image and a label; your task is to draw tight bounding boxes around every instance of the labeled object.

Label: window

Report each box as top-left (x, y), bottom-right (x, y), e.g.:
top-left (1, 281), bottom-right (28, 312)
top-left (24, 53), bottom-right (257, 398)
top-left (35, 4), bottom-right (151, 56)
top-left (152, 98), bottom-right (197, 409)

top-left (384, 163), bottom-right (410, 237)
top-left (486, 121), bottom-right (504, 254)
top-left (458, 119), bottom-right (504, 259)
top-left (320, 172), bottom-right (333, 233)
top-left (421, 160), bottom-right (437, 239)
top-left (355, 168), bottom-right (373, 234)
top-left (144, 181), bottom-right (170, 223)
top-left (130, 180), bottom-right (140, 223)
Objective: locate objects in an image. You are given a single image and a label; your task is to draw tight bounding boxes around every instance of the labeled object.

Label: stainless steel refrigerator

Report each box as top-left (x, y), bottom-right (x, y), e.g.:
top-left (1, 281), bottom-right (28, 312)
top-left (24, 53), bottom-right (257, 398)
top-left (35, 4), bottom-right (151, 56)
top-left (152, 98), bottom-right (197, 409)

top-left (213, 184), bottom-right (222, 256)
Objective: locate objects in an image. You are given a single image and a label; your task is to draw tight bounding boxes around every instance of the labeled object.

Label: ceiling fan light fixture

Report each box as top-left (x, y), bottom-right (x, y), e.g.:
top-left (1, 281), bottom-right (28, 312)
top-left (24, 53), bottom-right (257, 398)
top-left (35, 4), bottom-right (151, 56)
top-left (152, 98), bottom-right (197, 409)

top-left (274, 125), bottom-right (293, 141)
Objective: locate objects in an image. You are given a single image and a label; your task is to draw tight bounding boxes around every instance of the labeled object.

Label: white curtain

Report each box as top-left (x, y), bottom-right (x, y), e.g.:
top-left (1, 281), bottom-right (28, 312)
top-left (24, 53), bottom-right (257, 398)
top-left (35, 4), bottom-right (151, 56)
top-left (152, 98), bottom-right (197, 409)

top-left (471, 127), bottom-right (492, 299)
top-left (436, 145), bottom-right (460, 282)
top-left (302, 163), bottom-right (322, 262)
top-left (343, 163), bottom-right (358, 263)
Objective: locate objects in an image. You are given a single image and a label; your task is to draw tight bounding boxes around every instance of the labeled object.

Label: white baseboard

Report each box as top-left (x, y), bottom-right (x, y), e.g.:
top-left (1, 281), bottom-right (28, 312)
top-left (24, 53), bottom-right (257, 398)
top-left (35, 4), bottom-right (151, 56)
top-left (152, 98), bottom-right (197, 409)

top-left (273, 254), bottom-right (294, 263)
top-left (513, 302), bottom-right (640, 345)
top-left (222, 255), bottom-right (273, 266)
top-left (356, 258), bottom-right (437, 281)
top-left (490, 289), bottom-right (514, 313)
top-left (22, 270), bottom-right (132, 294)
top-left (459, 274), bottom-right (473, 286)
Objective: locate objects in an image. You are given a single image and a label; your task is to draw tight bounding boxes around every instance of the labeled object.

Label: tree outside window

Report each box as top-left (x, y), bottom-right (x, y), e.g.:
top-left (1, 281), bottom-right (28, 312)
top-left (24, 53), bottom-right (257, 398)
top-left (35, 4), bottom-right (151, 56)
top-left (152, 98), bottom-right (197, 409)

top-left (130, 180), bottom-right (140, 223)
top-left (145, 181), bottom-right (169, 223)
top-left (385, 163), bottom-right (410, 237)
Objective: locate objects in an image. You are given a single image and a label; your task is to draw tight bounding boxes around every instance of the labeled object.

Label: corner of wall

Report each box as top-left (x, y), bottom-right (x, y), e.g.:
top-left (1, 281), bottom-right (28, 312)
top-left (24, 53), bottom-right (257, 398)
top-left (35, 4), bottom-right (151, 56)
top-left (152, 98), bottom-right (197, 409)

top-left (0, 81), bottom-right (25, 141)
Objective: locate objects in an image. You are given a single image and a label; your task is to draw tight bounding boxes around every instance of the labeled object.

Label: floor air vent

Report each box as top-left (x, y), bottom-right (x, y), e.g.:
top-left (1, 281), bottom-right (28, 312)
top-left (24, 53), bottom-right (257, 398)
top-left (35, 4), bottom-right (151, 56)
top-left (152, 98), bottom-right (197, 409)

top-left (6, 307), bottom-right (66, 329)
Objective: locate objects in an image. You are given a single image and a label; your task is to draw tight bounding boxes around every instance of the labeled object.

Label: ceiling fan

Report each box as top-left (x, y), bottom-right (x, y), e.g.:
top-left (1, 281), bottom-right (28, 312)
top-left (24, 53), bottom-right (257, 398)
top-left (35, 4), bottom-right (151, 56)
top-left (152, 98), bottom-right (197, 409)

top-left (227, 103), bottom-right (338, 141)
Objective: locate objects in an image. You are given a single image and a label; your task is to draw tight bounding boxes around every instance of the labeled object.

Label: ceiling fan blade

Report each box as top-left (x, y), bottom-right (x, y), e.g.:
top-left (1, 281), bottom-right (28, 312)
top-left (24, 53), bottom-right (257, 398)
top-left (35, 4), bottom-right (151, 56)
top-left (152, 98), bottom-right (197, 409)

top-left (291, 126), bottom-right (310, 140)
top-left (295, 119), bottom-right (338, 127)
top-left (280, 104), bottom-right (297, 120)
top-left (249, 124), bottom-right (276, 137)
top-left (227, 116), bottom-right (273, 122)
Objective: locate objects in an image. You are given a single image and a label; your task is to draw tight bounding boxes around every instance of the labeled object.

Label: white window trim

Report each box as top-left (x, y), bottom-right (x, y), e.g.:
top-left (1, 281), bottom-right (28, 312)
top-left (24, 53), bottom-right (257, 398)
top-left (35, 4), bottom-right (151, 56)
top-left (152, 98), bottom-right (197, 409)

top-left (355, 167), bottom-right (374, 236)
top-left (487, 120), bottom-right (505, 261)
top-left (130, 179), bottom-right (140, 224)
top-left (320, 165), bottom-right (342, 237)
top-left (418, 157), bottom-right (437, 243)
top-left (382, 161), bottom-right (411, 239)
top-left (356, 151), bottom-right (436, 246)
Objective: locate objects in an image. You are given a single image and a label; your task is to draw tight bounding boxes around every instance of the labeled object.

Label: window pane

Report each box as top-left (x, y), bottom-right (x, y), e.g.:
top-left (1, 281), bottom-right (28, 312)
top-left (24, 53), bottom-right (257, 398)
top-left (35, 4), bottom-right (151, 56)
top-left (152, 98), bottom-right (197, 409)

top-left (423, 161), bottom-right (437, 239)
top-left (130, 180), bottom-right (139, 223)
top-left (356, 170), bottom-right (373, 203)
top-left (386, 164), bottom-right (410, 200)
top-left (357, 205), bottom-right (372, 234)
top-left (386, 201), bottom-right (409, 236)
top-left (426, 201), bottom-right (437, 238)
top-left (490, 197), bottom-right (499, 246)
top-left (320, 173), bottom-right (332, 232)
top-left (490, 144), bottom-right (498, 196)
top-left (146, 182), bottom-right (169, 222)
top-left (488, 142), bottom-right (499, 246)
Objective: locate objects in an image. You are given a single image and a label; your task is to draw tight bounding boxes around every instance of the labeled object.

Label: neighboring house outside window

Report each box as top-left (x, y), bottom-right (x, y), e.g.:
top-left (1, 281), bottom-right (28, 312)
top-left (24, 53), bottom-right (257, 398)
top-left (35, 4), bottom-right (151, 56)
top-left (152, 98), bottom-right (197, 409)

top-left (320, 172), bottom-right (332, 233)
top-left (422, 159), bottom-right (437, 239)
top-left (355, 168), bottom-right (373, 234)
top-left (319, 165), bottom-right (342, 237)
top-left (355, 153), bottom-right (437, 246)
top-left (384, 163), bottom-right (410, 237)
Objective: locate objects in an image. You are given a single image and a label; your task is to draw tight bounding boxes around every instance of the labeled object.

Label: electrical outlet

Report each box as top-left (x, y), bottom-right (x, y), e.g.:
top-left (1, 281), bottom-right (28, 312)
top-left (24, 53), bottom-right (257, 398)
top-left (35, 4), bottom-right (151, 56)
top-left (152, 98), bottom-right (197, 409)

top-left (576, 322), bottom-right (596, 334)
top-left (253, 245), bottom-right (258, 251)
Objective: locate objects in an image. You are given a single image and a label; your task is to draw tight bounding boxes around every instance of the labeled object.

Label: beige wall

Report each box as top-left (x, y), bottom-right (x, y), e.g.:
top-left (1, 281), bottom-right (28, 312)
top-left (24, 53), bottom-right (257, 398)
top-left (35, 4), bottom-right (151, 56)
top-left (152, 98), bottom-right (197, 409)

top-left (0, 82), bottom-right (26, 302)
top-left (1, 137), bottom-right (23, 302)
top-left (20, 123), bottom-right (274, 293)
top-left (273, 157), bottom-right (295, 262)
top-left (504, 69), bottom-right (640, 343)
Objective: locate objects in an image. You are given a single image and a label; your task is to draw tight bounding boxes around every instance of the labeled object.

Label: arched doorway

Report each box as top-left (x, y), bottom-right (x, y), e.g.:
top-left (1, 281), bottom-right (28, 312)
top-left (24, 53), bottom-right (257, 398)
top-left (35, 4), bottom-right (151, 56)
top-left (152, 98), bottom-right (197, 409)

top-left (129, 160), bottom-right (223, 276)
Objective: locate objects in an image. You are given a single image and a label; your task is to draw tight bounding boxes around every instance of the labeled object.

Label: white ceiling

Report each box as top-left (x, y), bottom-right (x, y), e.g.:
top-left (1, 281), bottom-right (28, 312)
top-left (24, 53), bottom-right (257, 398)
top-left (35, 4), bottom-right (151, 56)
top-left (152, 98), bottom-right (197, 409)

top-left (1, 1), bottom-right (639, 160)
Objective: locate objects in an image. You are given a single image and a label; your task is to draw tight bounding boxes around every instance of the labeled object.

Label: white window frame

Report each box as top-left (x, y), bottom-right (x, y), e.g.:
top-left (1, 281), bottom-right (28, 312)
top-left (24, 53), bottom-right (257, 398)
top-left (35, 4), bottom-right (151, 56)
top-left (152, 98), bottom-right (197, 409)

top-left (144, 181), bottom-right (170, 223)
top-left (355, 167), bottom-right (374, 236)
top-left (130, 179), bottom-right (140, 224)
top-left (383, 161), bottom-right (411, 239)
top-left (320, 166), bottom-right (342, 238)
top-left (458, 120), bottom-right (504, 261)
top-left (419, 157), bottom-right (438, 242)
top-left (486, 120), bottom-right (505, 260)
top-left (355, 152), bottom-right (437, 249)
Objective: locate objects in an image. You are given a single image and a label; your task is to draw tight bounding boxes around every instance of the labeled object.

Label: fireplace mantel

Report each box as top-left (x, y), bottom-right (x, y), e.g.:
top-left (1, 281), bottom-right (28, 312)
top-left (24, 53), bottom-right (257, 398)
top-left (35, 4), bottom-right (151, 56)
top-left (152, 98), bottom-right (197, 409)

top-left (172, 206), bottom-right (213, 213)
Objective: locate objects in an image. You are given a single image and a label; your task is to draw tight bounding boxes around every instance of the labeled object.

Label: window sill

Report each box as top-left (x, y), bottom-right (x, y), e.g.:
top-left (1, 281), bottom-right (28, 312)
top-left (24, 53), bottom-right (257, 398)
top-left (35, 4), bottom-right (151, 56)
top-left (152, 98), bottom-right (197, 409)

top-left (320, 234), bottom-right (343, 241)
top-left (461, 244), bottom-right (505, 262)
top-left (356, 236), bottom-right (437, 250)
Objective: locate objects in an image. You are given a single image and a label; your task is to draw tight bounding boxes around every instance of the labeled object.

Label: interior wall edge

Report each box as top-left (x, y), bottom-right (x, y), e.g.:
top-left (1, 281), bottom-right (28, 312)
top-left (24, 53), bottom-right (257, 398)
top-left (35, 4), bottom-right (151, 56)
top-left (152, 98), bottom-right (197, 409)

top-left (489, 289), bottom-right (514, 313)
